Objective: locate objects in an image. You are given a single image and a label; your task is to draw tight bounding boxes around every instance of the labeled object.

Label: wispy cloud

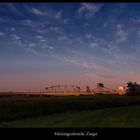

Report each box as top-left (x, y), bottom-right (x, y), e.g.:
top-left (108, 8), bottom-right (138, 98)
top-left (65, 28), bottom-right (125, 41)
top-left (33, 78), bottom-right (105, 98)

top-left (57, 35), bottom-right (67, 41)
top-left (63, 18), bottom-right (70, 24)
top-left (0, 17), bottom-right (6, 23)
top-left (35, 35), bottom-right (47, 43)
top-left (12, 34), bottom-right (26, 48)
top-left (30, 7), bottom-right (63, 22)
top-left (89, 42), bottom-right (98, 48)
top-left (75, 36), bottom-right (85, 46)
top-left (26, 48), bottom-right (44, 56)
top-left (19, 19), bottom-right (38, 29)
top-left (86, 73), bottom-right (116, 79)
top-left (78, 3), bottom-right (103, 18)
top-left (86, 33), bottom-right (94, 39)
top-left (57, 35), bottom-right (72, 43)
top-left (106, 43), bottom-right (118, 52)
top-left (137, 29), bottom-right (140, 38)
top-left (28, 43), bottom-right (36, 48)
top-left (64, 55), bottom-right (101, 70)
top-left (102, 22), bottom-right (108, 29)
top-left (84, 23), bottom-right (90, 27)
top-left (50, 27), bottom-right (63, 34)
top-left (12, 34), bottom-right (21, 40)
top-left (85, 73), bottom-right (99, 78)
top-left (41, 44), bottom-right (54, 50)
top-left (36, 35), bottom-right (44, 39)
top-left (116, 24), bottom-right (127, 43)
top-left (40, 39), bottom-right (47, 42)
top-left (46, 48), bottom-right (102, 70)
top-left (55, 11), bottom-right (62, 20)
top-left (7, 3), bottom-right (22, 17)
top-left (0, 32), bottom-right (5, 36)
top-left (10, 27), bottom-right (16, 31)
top-left (31, 8), bottom-right (48, 16)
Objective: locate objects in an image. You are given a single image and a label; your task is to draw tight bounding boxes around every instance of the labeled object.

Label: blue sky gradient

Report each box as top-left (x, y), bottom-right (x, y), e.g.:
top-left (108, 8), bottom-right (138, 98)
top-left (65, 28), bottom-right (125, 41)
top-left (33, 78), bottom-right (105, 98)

top-left (0, 3), bottom-right (140, 91)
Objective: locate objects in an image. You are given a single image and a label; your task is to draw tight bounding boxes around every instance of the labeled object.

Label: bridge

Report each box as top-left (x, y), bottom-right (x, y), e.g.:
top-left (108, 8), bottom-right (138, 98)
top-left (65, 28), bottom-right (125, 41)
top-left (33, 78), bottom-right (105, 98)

top-left (44, 85), bottom-right (81, 95)
top-left (90, 87), bottom-right (114, 95)
top-left (43, 85), bottom-right (126, 96)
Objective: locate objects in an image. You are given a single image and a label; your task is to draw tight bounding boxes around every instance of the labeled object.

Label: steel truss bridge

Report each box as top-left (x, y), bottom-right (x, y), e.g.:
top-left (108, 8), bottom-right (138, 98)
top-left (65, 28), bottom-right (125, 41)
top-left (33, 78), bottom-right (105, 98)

top-left (43, 85), bottom-right (125, 95)
top-left (89, 87), bottom-right (114, 95)
top-left (44, 85), bottom-right (81, 95)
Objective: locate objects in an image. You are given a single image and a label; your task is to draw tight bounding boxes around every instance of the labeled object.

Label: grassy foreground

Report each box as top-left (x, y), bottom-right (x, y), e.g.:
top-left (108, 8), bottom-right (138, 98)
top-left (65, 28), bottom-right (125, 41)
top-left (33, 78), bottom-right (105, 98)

top-left (1, 95), bottom-right (140, 127)
top-left (0, 105), bottom-right (140, 128)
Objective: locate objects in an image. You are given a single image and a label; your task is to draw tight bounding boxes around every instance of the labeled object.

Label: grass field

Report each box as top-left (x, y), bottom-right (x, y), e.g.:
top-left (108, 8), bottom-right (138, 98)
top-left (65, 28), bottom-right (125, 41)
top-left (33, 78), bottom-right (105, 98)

top-left (1, 105), bottom-right (140, 128)
top-left (0, 94), bottom-right (140, 127)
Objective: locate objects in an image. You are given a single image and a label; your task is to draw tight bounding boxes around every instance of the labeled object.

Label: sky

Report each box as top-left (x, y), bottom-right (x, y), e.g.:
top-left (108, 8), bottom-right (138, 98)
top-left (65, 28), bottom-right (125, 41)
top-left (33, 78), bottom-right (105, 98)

top-left (0, 3), bottom-right (140, 91)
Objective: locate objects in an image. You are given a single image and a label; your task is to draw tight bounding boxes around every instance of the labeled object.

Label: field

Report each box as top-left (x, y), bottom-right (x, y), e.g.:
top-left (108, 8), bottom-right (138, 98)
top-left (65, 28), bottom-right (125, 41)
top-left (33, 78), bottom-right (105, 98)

top-left (0, 94), bottom-right (140, 127)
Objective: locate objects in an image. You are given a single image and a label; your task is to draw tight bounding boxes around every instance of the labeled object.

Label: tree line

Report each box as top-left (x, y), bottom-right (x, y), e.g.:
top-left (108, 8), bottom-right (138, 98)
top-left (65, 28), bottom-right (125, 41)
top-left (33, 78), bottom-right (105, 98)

top-left (86, 82), bottom-right (140, 96)
top-left (126, 82), bottom-right (140, 95)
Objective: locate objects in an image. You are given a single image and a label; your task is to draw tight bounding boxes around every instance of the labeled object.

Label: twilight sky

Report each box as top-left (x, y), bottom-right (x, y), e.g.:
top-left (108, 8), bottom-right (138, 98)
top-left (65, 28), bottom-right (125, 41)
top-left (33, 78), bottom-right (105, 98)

top-left (0, 3), bottom-right (140, 91)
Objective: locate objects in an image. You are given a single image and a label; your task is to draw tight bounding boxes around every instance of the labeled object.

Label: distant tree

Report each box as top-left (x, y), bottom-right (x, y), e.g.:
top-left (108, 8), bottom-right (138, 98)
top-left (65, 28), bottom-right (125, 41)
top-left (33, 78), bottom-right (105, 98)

top-left (97, 83), bottom-right (104, 88)
top-left (86, 86), bottom-right (90, 94)
top-left (126, 81), bottom-right (140, 95)
top-left (77, 87), bottom-right (81, 92)
top-left (126, 82), bottom-right (134, 95)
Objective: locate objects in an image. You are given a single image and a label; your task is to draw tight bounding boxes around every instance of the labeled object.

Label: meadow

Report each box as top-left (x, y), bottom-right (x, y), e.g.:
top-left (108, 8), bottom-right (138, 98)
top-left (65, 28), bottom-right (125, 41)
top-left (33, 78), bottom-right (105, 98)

top-left (0, 94), bottom-right (140, 127)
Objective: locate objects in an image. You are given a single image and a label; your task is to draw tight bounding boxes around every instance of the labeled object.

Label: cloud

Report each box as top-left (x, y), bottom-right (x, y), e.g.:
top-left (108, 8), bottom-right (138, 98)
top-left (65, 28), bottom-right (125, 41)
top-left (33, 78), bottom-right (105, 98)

top-left (41, 44), bottom-right (53, 50)
top-left (50, 27), bottom-right (63, 34)
top-left (47, 48), bottom-right (101, 70)
top-left (57, 35), bottom-right (74, 46)
top-left (28, 43), bottom-right (36, 48)
top-left (36, 29), bottom-right (46, 34)
top-left (0, 17), bottom-right (6, 23)
top-left (75, 36), bottom-right (85, 45)
top-left (12, 34), bottom-right (26, 48)
top-left (36, 35), bottom-right (43, 39)
top-left (86, 33), bottom-right (94, 39)
top-left (89, 42), bottom-right (98, 48)
top-left (84, 23), bottom-right (90, 27)
top-left (10, 28), bottom-right (54, 57)
top-left (86, 73), bottom-right (116, 79)
top-left (21, 19), bottom-right (32, 25)
top-left (64, 18), bottom-right (70, 24)
top-left (7, 3), bottom-right (22, 16)
top-left (55, 11), bottom-right (62, 20)
top-left (85, 73), bottom-right (99, 78)
top-left (40, 39), bottom-right (47, 42)
top-left (64, 55), bottom-right (101, 70)
top-left (137, 29), bottom-right (140, 38)
top-left (12, 34), bottom-right (21, 40)
top-left (19, 19), bottom-right (38, 29)
top-left (31, 8), bottom-right (47, 16)
top-left (98, 74), bottom-right (116, 79)
top-left (21, 41), bottom-right (54, 56)
top-left (26, 48), bottom-right (43, 56)
top-left (36, 35), bottom-right (47, 43)
top-left (57, 35), bottom-right (68, 41)
top-left (0, 32), bottom-right (5, 36)
top-left (106, 43), bottom-right (118, 52)
top-left (10, 27), bottom-right (16, 31)
top-left (116, 24), bottom-right (127, 43)
top-left (78, 3), bottom-right (103, 18)
top-left (30, 7), bottom-right (62, 22)
top-left (102, 22), bottom-right (108, 29)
